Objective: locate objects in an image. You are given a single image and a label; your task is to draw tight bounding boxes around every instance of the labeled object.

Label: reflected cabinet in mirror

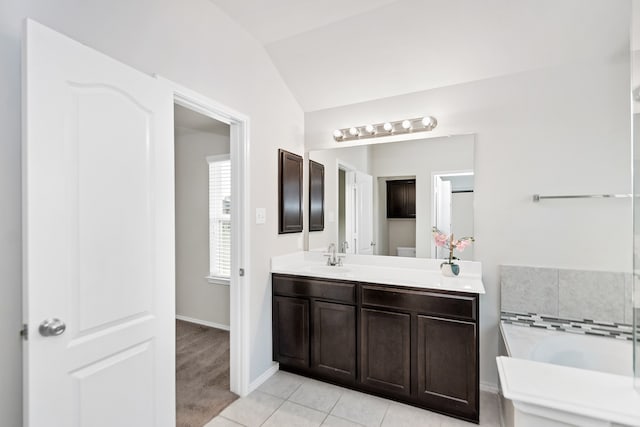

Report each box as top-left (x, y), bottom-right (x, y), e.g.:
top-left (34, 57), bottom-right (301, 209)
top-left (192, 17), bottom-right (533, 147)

top-left (309, 160), bottom-right (325, 232)
top-left (308, 135), bottom-right (474, 259)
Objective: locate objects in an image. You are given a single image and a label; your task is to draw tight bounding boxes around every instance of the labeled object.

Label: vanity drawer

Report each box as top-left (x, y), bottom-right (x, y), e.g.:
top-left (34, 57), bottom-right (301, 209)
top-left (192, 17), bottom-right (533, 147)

top-left (361, 285), bottom-right (477, 321)
top-left (272, 274), bottom-right (357, 304)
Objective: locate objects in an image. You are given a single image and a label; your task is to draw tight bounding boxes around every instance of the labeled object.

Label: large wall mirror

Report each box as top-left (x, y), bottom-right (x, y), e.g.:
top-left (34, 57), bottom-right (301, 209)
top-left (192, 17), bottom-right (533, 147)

top-left (308, 135), bottom-right (474, 259)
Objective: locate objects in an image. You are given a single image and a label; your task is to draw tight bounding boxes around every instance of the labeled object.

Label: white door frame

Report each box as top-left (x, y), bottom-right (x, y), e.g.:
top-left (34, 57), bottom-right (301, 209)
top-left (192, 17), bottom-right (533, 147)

top-left (158, 77), bottom-right (251, 397)
top-left (336, 160), bottom-right (357, 252)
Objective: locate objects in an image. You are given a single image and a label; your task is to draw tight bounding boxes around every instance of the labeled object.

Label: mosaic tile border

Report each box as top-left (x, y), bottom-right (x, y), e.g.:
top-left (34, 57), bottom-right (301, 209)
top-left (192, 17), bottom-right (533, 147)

top-left (500, 311), bottom-right (634, 341)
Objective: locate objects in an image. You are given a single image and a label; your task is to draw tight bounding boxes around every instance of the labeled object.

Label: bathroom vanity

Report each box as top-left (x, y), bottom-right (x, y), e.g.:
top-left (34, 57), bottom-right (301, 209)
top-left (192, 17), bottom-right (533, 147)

top-left (271, 252), bottom-right (485, 423)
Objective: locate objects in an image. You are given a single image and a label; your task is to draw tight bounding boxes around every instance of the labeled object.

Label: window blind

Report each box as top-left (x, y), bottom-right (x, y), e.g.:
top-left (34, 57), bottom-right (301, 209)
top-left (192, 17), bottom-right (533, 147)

top-left (208, 155), bottom-right (231, 278)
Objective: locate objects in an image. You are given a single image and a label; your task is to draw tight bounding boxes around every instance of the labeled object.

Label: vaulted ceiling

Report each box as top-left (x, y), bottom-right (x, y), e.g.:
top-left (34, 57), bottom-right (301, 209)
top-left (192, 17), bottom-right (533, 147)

top-left (211, 0), bottom-right (629, 112)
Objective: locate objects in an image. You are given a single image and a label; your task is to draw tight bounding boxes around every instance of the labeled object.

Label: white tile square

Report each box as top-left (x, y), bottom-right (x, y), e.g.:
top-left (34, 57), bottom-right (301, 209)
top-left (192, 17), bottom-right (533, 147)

top-left (439, 419), bottom-right (475, 427)
top-left (322, 415), bottom-right (365, 427)
top-left (558, 269), bottom-right (625, 323)
top-left (289, 379), bottom-right (344, 413)
top-left (501, 265), bottom-right (559, 316)
top-left (262, 401), bottom-right (327, 427)
top-left (219, 390), bottom-right (283, 427)
top-left (204, 416), bottom-right (245, 427)
top-left (331, 390), bottom-right (389, 427)
top-left (258, 371), bottom-right (306, 399)
top-left (381, 402), bottom-right (447, 426)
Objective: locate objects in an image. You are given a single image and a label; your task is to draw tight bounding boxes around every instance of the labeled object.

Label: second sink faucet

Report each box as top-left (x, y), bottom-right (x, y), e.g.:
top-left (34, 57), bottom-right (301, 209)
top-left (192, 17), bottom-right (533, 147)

top-left (325, 243), bottom-right (344, 266)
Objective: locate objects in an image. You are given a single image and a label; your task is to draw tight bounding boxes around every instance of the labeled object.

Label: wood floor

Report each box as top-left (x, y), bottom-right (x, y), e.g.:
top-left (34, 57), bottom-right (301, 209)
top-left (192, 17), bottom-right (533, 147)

top-left (176, 319), bottom-right (238, 427)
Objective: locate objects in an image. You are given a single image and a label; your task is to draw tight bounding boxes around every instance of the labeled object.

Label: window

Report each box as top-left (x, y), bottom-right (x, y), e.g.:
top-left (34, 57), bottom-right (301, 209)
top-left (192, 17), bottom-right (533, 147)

top-left (207, 154), bottom-right (231, 283)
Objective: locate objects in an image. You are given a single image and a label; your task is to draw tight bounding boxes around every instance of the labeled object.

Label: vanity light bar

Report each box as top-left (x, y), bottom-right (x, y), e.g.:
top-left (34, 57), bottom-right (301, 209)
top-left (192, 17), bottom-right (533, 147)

top-left (333, 116), bottom-right (438, 142)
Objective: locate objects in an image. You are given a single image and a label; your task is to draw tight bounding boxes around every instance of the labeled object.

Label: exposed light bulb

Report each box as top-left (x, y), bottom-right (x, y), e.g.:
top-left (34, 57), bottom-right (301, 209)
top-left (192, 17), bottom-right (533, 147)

top-left (365, 124), bottom-right (376, 134)
top-left (349, 127), bottom-right (360, 137)
top-left (333, 129), bottom-right (344, 139)
top-left (422, 116), bottom-right (434, 128)
top-left (383, 122), bottom-right (393, 132)
top-left (401, 120), bottom-right (412, 130)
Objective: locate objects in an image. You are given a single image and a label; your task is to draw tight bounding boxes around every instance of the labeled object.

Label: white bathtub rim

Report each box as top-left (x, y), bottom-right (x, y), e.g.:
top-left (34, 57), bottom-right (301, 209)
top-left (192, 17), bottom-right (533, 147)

top-left (499, 321), bottom-right (632, 377)
top-left (497, 356), bottom-right (640, 427)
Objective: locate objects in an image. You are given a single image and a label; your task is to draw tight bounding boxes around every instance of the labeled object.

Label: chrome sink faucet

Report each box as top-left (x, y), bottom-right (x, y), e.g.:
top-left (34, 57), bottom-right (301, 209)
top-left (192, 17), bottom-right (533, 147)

top-left (324, 243), bottom-right (344, 266)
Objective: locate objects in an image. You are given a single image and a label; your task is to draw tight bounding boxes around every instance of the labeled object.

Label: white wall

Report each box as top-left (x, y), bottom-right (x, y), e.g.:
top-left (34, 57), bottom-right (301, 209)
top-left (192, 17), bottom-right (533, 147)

top-left (175, 126), bottom-right (230, 327)
top-left (388, 219), bottom-right (416, 255)
top-left (306, 55), bottom-right (632, 388)
top-left (0, 1), bottom-right (304, 424)
top-left (451, 192), bottom-right (475, 261)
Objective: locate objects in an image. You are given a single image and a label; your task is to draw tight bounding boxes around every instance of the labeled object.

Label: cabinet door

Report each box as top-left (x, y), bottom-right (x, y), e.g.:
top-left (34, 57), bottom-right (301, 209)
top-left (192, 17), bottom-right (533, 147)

top-left (416, 315), bottom-right (478, 421)
top-left (273, 296), bottom-right (309, 368)
top-left (405, 180), bottom-right (416, 218)
top-left (386, 180), bottom-right (405, 218)
top-left (311, 301), bottom-right (356, 381)
top-left (278, 149), bottom-right (303, 234)
top-left (360, 308), bottom-right (411, 396)
top-left (386, 180), bottom-right (416, 218)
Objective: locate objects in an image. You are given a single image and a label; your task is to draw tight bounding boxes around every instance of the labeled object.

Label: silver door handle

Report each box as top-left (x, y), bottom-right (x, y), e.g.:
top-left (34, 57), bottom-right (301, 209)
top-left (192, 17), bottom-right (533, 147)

top-left (39, 318), bottom-right (66, 337)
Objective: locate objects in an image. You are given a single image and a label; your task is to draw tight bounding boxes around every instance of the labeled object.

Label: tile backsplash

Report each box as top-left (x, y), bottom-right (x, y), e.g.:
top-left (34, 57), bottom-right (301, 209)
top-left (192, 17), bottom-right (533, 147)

top-left (500, 265), bottom-right (632, 325)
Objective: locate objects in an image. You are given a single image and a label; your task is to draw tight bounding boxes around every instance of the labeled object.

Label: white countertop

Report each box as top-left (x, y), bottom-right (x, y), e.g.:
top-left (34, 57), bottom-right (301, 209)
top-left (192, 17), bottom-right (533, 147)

top-left (271, 251), bottom-right (485, 294)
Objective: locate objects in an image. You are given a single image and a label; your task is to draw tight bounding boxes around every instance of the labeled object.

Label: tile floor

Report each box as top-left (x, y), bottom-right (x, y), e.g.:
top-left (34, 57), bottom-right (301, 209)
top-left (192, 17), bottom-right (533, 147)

top-left (205, 371), bottom-right (502, 427)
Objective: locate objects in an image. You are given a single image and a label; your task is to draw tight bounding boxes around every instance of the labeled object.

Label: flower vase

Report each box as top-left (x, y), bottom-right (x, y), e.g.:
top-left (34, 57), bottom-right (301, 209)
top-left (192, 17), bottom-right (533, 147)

top-left (441, 262), bottom-right (460, 277)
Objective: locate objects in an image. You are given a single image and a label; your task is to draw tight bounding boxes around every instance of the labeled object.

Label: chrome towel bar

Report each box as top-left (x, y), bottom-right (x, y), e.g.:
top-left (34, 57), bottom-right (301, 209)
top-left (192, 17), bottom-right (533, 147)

top-left (532, 193), bottom-right (632, 202)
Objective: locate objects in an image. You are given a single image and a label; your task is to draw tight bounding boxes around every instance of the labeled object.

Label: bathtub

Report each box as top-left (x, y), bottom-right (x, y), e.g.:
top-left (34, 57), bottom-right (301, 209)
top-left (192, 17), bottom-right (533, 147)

top-left (497, 321), bottom-right (640, 427)
top-left (501, 322), bottom-right (632, 377)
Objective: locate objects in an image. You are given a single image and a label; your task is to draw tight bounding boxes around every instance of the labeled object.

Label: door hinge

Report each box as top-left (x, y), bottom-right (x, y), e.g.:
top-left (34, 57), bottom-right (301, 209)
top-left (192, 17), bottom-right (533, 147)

top-left (239, 268), bottom-right (245, 277)
top-left (20, 324), bottom-right (28, 341)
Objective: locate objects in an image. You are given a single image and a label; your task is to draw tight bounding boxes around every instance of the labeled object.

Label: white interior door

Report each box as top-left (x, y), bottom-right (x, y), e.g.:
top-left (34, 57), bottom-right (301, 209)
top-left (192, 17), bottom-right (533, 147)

top-left (344, 171), bottom-right (374, 255)
top-left (355, 172), bottom-right (374, 255)
top-left (23, 20), bottom-right (175, 426)
top-left (344, 171), bottom-right (357, 253)
top-left (434, 177), bottom-right (452, 259)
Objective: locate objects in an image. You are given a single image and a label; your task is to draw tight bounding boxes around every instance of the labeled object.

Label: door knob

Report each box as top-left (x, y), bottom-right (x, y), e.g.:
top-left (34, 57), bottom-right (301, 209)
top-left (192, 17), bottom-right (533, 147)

top-left (39, 318), bottom-right (66, 337)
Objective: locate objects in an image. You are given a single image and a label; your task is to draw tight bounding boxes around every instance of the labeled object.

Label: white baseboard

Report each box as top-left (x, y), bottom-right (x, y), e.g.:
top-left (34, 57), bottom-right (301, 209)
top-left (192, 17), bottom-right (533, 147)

top-left (480, 381), bottom-right (499, 394)
top-left (248, 363), bottom-right (279, 394)
top-left (176, 314), bottom-right (230, 331)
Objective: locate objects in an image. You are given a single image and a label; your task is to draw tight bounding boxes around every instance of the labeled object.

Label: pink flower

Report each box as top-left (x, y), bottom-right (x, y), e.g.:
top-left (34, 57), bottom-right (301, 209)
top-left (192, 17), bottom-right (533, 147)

top-left (456, 240), bottom-right (470, 251)
top-left (434, 233), bottom-right (448, 247)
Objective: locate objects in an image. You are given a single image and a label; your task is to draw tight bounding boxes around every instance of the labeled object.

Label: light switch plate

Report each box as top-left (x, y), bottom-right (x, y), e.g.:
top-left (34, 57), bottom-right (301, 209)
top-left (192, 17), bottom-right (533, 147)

top-left (256, 208), bottom-right (266, 224)
top-left (327, 211), bottom-right (335, 222)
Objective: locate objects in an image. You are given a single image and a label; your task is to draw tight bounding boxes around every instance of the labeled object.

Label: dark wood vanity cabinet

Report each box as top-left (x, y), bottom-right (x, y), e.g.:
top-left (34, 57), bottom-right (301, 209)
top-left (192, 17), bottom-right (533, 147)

top-left (360, 308), bottom-right (411, 396)
top-left (272, 274), bottom-right (357, 383)
top-left (272, 296), bottom-right (309, 369)
top-left (416, 315), bottom-right (477, 417)
top-left (386, 179), bottom-right (416, 218)
top-left (272, 273), bottom-right (479, 424)
top-left (312, 301), bottom-right (356, 381)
